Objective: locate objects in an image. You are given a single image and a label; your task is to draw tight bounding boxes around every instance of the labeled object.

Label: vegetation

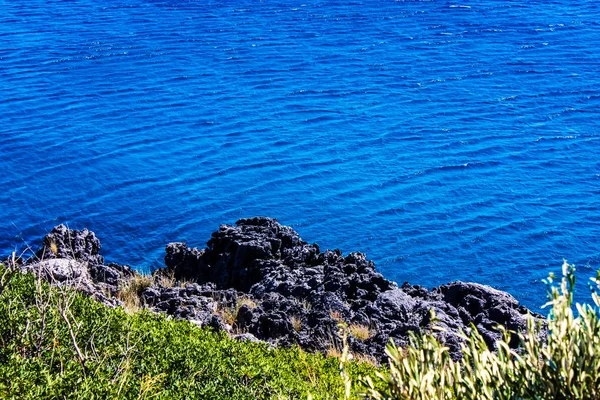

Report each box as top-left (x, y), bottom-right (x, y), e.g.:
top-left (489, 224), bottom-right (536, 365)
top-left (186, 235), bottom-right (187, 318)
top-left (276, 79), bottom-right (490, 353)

top-left (2, 258), bottom-right (600, 399)
top-left (116, 273), bottom-right (153, 313)
top-left (348, 324), bottom-right (374, 342)
top-left (217, 296), bottom-right (258, 328)
top-left (360, 261), bottom-right (600, 400)
top-left (0, 262), bottom-right (378, 399)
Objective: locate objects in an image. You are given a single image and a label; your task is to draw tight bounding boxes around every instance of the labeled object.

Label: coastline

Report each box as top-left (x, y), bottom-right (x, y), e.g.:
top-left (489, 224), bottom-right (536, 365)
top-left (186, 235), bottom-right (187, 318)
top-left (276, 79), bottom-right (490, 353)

top-left (9, 216), bottom-right (540, 362)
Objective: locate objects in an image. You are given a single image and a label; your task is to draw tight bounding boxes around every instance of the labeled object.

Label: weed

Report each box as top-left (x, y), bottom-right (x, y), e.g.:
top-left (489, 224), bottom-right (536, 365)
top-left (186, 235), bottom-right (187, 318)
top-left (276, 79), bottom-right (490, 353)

top-left (116, 274), bottom-right (153, 313)
top-left (291, 316), bottom-right (302, 332)
top-left (348, 324), bottom-right (374, 341)
top-left (361, 261), bottom-right (600, 400)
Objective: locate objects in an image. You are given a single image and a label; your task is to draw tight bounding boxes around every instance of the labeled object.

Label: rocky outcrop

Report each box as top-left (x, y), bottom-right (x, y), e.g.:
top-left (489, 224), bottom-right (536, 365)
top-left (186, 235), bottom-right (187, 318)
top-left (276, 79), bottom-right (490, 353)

top-left (15, 218), bottom-right (541, 362)
top-left (22, 224), bottom-right (135, 307)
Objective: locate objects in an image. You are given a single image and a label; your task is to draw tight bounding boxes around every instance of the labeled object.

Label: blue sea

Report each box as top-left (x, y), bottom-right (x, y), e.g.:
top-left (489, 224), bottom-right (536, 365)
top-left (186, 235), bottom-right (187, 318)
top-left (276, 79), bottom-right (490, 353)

top-left (1, 0), bottom-right (599, 309)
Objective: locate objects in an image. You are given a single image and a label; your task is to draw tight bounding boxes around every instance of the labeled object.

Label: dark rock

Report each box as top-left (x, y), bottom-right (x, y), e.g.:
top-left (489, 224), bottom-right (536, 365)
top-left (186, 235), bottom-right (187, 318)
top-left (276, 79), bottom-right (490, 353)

top-left (35, 224), bottom-right (103, 266)
top-left (156, 217), bottom-right (539, 361)
top-left (16, 217), bottom-right (542, 363)
top-left (20, 227), bottom-right (134, 307)
top-left (233, 333), bottom-right (263, 344)
top-left (164, 243), bottom-right (204, 282)
top-left (89, 262), bottom-right (134, 286)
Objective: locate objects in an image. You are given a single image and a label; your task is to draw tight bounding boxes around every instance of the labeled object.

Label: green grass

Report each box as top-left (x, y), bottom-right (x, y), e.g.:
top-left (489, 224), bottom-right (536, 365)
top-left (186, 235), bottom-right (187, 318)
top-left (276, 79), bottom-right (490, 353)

top-left (3, 260), bottom-right (600, 399)
top-left (0, 263), bottom-right (378, 399)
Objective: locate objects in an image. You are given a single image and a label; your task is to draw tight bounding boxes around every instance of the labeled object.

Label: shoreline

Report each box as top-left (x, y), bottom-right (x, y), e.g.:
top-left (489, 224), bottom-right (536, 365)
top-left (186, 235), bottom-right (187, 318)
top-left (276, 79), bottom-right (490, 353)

top-left (9, 216), bottom-right (540, 361)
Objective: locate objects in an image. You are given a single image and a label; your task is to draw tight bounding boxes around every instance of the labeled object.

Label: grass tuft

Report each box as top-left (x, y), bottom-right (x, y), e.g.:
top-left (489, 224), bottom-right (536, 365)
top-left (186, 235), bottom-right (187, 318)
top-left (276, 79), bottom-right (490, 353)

top-left (291, 316), bottom-right (302, 332)
top-left (154, 270), bottom-right (175, 288)
top-left (330, 310), bottom-right (344, 323)
top-left (348, 324), bottom-right (374, 341)
top-left (49, 241), bottom-right (58, 255)
top-left (217, 296), bottom-right (258, 328)
top-left (116, 273), bottom-right (153, 313)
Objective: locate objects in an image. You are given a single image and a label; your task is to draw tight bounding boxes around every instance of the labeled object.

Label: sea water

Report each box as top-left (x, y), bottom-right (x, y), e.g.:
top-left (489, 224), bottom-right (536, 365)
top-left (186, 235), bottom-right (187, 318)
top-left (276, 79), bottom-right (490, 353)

top-left (1, 0), bottom-right (599, 309)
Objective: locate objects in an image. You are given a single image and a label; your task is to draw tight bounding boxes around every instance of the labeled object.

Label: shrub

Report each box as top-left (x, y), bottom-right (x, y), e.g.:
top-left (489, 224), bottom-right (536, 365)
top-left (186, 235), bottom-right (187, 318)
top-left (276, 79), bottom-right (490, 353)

top-left (361, 261), bottom-right (600, 400)
top-left (0, 263), bottom-right (378, 399)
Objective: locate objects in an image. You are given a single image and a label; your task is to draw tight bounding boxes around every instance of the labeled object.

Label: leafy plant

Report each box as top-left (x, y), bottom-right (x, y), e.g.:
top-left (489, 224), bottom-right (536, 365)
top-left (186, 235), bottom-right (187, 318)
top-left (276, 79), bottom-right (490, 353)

top-left (361, 261), bottom-right (600, 400)
top-left (0, 263), bottom-right (377, 399)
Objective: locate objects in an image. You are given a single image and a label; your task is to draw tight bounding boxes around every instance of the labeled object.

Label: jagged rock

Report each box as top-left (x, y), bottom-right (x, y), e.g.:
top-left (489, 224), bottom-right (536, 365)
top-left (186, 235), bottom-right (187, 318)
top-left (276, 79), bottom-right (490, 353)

top-left (13, 217), bottom-right (542, 363)
top-left (24, 226), bottom-right (135, 308)
top-left (23, 258), bottom-right (122, 307)
top-left (36, 224), bottom-right (104, 266)
top-left (24, 258), bottom-right (89, 283)
top-left (89, 262), bottom-right (135, 286)
top-left (141, 284), bottom-right (219, 326)
top-left (233, 333), bottom-right (263, 344)
top-left (158, 217), bottom-right (539, 360)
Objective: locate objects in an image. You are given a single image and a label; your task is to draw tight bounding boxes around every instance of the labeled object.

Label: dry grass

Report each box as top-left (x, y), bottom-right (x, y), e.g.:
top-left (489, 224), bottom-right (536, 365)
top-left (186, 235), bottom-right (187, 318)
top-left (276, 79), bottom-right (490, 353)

top-left (217, 306), bottom-right (236, 326)
top-left (326, 345), bottom-right (343, 359)
top-left (217, 296), bottom-right (258, 327)
top-left (352, 353), bottom-right (379, 368)
top-left (328, 346), bottom-right (380, 368)
top-left (154, 270), bottom-right (176, 288)
top-left (330, 310), bottom-right (344, 323)
top-left (237, 296), bottom-right (257, 310)
top-left (291, 316), bottom-right (302, 332)
top-left (348, 323), bottom-right (374, 341)
top-left (178, 278), bottom-right (196, 288)
top-left (49, 241), bottom-right (58, 255)
top-left (117, 274), bottom-right (153, 313)
top-left (302, 299), bottom-right (313, 311)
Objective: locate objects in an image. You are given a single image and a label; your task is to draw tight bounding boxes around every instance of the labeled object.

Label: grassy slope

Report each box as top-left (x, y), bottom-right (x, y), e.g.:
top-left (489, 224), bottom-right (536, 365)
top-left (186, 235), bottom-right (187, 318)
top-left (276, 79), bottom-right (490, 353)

top-left (0, 264), bottom-right (379, 399)
top-left (4, 261), bottom-right (599, 400)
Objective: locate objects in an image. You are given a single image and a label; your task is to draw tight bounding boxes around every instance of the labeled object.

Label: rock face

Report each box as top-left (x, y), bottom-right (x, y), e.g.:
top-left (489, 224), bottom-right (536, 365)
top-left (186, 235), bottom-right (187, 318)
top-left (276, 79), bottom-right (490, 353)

top-left (23, 224), bottom-right (135, 307)
top-left (16, 218), bottom-right (540, 362)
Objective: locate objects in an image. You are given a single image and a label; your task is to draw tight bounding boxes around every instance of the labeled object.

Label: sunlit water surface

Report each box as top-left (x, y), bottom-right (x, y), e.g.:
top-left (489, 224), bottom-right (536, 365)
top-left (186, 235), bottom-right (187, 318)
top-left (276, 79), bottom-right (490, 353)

top-left (2, 0), bottom-right (600, 309)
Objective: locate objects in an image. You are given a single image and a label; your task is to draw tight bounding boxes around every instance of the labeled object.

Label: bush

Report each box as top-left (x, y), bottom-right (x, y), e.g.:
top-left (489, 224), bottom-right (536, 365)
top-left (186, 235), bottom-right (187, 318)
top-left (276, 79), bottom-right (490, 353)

top-left (361, 261), bottom-right (600, 400)
top-left (4, 259), bottom-right (599, 399)
top-left (0, 262), bottom-right (378, 399)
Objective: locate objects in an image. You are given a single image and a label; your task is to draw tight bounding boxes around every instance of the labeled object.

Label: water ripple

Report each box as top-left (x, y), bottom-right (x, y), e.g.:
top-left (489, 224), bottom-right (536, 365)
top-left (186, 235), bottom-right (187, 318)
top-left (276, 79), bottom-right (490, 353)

top-left (1, 0), bottom-right (600, 309)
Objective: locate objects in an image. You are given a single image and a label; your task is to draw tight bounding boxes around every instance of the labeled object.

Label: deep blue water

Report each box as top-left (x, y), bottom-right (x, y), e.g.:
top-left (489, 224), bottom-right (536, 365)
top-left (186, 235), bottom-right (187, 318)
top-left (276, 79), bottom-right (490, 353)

top-left (1, 0), bottom-right (600, 309)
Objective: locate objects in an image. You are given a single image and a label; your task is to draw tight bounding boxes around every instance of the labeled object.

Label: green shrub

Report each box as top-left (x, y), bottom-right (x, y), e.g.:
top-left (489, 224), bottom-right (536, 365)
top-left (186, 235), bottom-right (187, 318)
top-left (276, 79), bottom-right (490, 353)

top-left (361, 261), bottom-right (600, 400)
top-left (4, 258), bottom-right (599, 399)
top-left (0, 262), bottom-right (378, 399)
